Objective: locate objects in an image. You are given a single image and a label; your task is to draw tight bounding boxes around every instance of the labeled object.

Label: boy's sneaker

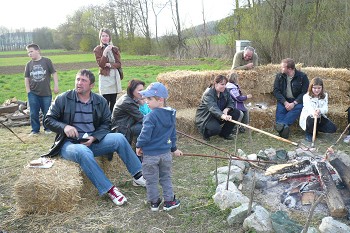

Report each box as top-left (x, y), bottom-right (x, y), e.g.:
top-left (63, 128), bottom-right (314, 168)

top-left (29, 132), bottom-right (39, 137)
top-left (108, 186), bottom-right (127, 206)
top-left (133, 175), bottom-right (146, 187)
top-left (44, 130), bottom-right (52, 134)
top-left (150, 198), bottom-right (162, 211)
top-left (344, 135), bottom-right (350, 143)
top-left (163, 196), bottom-right (180, 211)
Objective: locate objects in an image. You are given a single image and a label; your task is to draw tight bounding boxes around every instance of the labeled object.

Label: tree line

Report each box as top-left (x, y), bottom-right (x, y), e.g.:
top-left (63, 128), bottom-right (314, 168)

top-left (1, 0), bottom-right (349, 68)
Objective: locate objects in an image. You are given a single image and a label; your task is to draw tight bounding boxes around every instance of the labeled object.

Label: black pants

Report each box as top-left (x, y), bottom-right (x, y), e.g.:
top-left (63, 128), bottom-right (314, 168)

top-left (305, 115), bottom-right (337, 134)
top-left (103, 93), bottom-right (117, 113)
top-left (204, 108), bottom-right (241, 138)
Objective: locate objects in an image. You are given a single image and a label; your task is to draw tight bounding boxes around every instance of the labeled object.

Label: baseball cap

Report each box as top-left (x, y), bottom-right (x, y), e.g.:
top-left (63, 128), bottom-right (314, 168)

top-left (139, 82), bottom-right (168, 98)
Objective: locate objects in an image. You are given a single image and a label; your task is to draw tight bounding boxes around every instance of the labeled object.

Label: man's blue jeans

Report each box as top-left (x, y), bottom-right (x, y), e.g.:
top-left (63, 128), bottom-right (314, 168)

top-left (275, 102), bottom-right (303, 126)
top-left (60, 133), bottom-right (142, 196)
top-left (27, 92), bottom-right (52, 133)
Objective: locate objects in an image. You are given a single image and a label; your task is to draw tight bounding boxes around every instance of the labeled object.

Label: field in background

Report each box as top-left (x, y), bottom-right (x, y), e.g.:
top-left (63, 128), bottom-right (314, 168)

top-left (0, 50), bottom-right (230, 104)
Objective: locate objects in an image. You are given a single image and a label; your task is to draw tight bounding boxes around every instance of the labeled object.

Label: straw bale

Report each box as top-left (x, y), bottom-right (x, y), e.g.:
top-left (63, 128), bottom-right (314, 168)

top-left (176, 108), bottom-right (199, 136)
top-left (328, 104), bottom-right (348, 132)
top-left (14, 159), bottom-right (82, 215)
top-left (249, 106), bottom-right (275, 129)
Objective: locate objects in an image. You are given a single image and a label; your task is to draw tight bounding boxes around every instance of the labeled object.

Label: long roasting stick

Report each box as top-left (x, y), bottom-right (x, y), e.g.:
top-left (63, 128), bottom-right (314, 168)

top-left (182, 153), bottom-right (277, 164)
top-left (0, 121), bottom-right (26, 144)
top-left (227, 119), bottom-right (299, 146)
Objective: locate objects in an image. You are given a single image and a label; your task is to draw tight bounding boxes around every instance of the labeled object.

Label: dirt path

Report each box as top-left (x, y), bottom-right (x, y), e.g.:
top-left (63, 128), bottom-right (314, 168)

top-left (0, 59), bottom-right (208, 75)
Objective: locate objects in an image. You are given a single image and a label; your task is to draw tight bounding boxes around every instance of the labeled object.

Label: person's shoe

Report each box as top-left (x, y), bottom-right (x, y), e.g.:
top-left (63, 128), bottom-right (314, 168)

top-left (344, 135), bottom-right (350, 143)
top-left (150, 198), bottom-right (163, 212)
top-left (29, 132), bottom-right (39, 137)
top-left (108, 186), bottom-right (127, 206)
top-left (133, 175), bottom-right (146, 187)
top-left (275, 123), bottom-right (284, 133)
top-left (203, 135), bottom-right (210, 141)
top-left (305, 133), bottom-right (312, 142)
top-left (239, 127), bottom-right (246, 133)
top-left (163, 196), bottom-right (180, 211)
top-left (44, 130), bottom-right (52, 135)
top-left (279, 125), bottom-right (290, 139)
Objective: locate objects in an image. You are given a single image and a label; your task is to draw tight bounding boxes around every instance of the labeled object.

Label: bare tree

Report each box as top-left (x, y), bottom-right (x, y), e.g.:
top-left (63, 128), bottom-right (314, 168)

top-left (170, 0), bottom-right (187, 58)
top-left (135, 0), bottom-right (151, 53)
top-left (151, 0), bottom-right (170, 44)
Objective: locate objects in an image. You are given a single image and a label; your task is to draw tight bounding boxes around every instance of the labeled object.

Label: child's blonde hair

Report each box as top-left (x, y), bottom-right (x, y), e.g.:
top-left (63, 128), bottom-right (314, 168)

top-left (227, 72), bottom-right (239, 84)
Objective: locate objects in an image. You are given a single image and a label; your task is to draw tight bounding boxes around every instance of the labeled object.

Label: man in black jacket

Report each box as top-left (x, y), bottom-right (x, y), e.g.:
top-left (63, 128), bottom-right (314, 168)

top-left (44, 69), bottom-right (145, 206)
top-left (273, 58), bottom-right (309, 139)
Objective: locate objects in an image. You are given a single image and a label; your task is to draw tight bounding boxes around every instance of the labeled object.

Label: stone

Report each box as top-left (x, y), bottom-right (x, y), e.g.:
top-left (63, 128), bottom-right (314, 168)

top-left (270, 210), bottom-right (303, 233)
top-left (213, 186), bottom-right (249, 210)
top-left (264, 148), bottom-right (276, 160)
top-left (319, 216), bottom-right (350, 233)
top-left (243, 205), bottom-right (274, 233)
top-left (227, 202), bottom-right (257, 225)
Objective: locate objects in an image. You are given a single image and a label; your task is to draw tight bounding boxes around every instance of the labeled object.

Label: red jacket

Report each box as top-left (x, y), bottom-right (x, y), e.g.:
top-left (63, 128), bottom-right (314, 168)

top-left (93, 45), bottom-right (122, 76)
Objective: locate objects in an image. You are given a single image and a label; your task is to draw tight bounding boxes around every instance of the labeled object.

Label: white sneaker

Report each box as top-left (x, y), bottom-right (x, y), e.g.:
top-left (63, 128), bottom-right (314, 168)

top-left (344, 135), bottom-right (350, 143)
top-left (108, 186), bottom-right (127, 206)
top-left (44, 130), bottom-right (52, 134)
top-left (29, 132), bottom-right (39, 137)
top-left (133, 175), bottom-right (146, 187)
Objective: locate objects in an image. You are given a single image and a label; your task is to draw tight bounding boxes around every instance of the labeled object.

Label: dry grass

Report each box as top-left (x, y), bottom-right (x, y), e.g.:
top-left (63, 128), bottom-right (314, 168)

top-left (1, 125), bottom-right (350, 232)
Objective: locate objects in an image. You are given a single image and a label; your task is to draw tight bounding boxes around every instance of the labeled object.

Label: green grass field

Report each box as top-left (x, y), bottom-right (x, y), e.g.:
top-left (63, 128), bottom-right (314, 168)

top-left (0, 50), bottom-right (230, 104)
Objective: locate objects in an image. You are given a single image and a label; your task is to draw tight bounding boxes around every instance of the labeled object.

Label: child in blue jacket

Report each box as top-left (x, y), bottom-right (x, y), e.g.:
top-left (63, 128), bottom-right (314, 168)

top-left (136, 82), bottom-right (183, 211)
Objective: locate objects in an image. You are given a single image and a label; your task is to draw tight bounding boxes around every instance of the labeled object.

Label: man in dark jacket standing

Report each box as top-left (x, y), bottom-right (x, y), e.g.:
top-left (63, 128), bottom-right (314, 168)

top-left (273, 58), bottom-right (309, 139)
top-left (44, 69), bottom-right (145, 206)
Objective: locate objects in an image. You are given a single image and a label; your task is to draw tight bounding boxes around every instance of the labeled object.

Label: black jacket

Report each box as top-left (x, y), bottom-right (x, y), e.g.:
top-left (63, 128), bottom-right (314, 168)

top-left (195, 87), bottom-right (234, 135)
top-left (111, 93), bottom-right (143, 135)
top-left (273, 69), bottom-right (309, 104)
top-left (42, 90), bottom-right (111, 157)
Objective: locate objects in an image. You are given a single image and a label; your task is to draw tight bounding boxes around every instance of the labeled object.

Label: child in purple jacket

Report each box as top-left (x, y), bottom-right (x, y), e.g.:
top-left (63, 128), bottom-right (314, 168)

top-left (226, 72), bottom-right (252, 133)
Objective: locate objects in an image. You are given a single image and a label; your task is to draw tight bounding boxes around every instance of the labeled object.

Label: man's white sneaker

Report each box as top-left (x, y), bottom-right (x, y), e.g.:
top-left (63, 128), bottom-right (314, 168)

top-left (344, 135), bottom-right (350, 143)
top-left (108, 186), bottom-right (127, 206)
top-left (133, 175), bottom-right (146, 187)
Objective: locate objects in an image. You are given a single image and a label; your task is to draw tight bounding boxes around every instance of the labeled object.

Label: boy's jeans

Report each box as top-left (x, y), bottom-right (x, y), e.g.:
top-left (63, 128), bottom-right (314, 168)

top-left (60, 133), bottom-right (142, 195)
top-left (27, 92), bottom-right (52, 133)
top-left (142, 152), bottom-right (174, 203)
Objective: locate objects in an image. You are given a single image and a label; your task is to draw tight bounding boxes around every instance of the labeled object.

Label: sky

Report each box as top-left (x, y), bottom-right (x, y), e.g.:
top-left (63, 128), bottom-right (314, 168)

top-left (0, 0), bottom-right (234, 36)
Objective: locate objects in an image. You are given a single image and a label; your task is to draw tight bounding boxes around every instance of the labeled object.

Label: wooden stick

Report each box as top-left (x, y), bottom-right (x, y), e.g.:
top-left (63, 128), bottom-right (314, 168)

top-left (247, 169), bottom-right (256, 217)
top-left (182, 153), bottom-right (277, 164)
top-left (177, 130), bottom-right (265, 169)
top-left (226, 119), bottom-right (299, 146)
top-left (311, 114), bottom-right (317, 147)
top-left (324, 123), bottom-right (350, 160)
top-left (0, 121), bottom-right (26, 144)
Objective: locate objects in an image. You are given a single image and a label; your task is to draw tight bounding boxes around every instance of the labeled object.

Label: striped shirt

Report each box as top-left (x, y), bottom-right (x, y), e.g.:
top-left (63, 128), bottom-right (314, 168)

top-left (73, 93), bottom-right (95, 138)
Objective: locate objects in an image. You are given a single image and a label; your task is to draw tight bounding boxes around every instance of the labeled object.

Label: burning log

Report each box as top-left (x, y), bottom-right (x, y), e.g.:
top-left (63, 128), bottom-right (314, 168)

top-left (316, 162), bottom-right (347, 217)
top-left (330, 158), bottom-right (350, 190)
top-left (265, 160), bottom-right (311, 176)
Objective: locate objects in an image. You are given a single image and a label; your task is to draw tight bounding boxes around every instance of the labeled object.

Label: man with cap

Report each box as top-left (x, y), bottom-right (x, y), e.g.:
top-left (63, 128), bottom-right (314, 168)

top-left (136, 82), bottom-right (183, 212)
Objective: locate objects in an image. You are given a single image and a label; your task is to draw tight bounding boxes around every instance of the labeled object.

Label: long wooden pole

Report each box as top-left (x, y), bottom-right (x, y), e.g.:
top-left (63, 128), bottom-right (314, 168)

top-left (311, 114), bottom-right (317, 147)
top-left (226, 119), bottom-right (299, 146)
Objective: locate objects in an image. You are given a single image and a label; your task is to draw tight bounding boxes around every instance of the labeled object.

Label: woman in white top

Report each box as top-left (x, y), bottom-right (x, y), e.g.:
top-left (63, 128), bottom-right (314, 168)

top-left (299, 77), bottom-right (337, 142)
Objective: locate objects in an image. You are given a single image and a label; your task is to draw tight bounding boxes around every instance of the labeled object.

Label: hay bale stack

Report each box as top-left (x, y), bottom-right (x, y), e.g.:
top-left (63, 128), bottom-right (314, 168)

top-left (157, 65), bottom-right (350, 134)
top-left (176, 108), bottom-right (199, 136)
top-left (157, 70), bottom-right (230, 109)
top-left (14, 159), bottom-right (82, 215)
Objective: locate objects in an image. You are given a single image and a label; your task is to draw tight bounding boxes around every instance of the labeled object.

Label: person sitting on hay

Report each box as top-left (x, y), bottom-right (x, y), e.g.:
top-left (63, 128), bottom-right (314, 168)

top-left (43, 69), bottom-right (146, 206)
top-left (273, 58), bottom-right (309, 139)
top-left (195, 74), bottom-right (242, 141)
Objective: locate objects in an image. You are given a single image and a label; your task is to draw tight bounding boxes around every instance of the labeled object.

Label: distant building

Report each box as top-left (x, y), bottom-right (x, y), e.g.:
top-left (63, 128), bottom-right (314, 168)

top-left (0, 32), bottom-right (33, 51)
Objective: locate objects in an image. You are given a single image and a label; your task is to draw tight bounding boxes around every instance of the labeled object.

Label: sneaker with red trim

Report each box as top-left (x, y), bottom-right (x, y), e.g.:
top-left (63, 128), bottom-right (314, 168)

top-left (163, 196), bottom-right (180, 211)
top-left (108, 186), bottom-right (127, 206)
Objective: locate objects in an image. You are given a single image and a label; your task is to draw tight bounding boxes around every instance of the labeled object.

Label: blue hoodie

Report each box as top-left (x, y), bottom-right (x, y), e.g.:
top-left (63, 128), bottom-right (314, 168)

top-left (136, 107), bottom-right (177, 156)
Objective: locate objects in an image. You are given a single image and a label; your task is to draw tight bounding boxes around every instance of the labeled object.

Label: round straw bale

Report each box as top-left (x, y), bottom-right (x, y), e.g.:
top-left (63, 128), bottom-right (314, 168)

top-left (14, 159), bottom-right (82, 215)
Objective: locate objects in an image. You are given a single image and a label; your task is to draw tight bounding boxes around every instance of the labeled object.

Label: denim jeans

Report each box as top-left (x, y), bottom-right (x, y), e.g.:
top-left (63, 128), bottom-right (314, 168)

top-left (27, 92), bottom-right (52, 133)
top-left (60, 133), bottom-right (142, 196)
top-left (275, 102), bottom-right (303, 126)
top-left (142, 152), bottom-right (174, 202)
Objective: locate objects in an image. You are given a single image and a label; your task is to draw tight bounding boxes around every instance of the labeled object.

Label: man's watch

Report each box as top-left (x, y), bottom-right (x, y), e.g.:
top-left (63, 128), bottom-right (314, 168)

top-left (293, 101), bottom-right (298, 105)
